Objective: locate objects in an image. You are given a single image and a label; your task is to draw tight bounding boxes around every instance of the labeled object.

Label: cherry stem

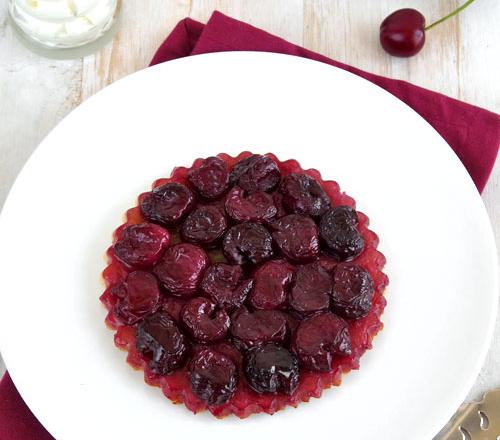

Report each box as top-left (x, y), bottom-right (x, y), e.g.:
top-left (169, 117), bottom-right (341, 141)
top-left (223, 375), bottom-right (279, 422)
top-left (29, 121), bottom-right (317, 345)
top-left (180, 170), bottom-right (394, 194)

top-left (424, 0), bottom-right (477, 31)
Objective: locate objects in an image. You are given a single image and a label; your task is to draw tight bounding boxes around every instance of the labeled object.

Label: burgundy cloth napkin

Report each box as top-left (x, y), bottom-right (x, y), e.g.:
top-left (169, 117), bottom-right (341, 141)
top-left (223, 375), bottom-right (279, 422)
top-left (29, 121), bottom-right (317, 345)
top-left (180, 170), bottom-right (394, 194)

top-left (0, 373), bottom-right (53, 440)
top-left (1, 11), bottom-right (499, 440)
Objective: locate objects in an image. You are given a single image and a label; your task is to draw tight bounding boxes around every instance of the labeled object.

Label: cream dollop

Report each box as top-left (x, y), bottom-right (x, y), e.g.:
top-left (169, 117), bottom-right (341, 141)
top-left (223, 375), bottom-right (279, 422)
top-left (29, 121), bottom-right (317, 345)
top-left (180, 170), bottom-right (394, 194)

top-left (10, 0), bottom-right (118, 48)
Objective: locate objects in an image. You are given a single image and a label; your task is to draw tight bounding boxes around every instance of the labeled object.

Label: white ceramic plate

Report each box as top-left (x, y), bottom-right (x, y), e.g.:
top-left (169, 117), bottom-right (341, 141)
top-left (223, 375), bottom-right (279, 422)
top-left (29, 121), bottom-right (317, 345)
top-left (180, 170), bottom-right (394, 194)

top-left (0, 52), bottom-right (497, 440)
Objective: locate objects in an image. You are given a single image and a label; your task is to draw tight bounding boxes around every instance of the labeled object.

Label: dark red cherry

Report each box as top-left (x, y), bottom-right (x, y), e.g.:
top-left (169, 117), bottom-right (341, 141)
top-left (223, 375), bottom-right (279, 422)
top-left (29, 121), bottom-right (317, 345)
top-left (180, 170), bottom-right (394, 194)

top-left (292, 312), bottom-right (351, 372)
top-left (207, 341), bottom-right (243, 371)
top-left (331, 263), bottom-right (374, 319)
top-left (113, 223), bottom-right (170, 269)
top-left (201, 263), bottom-right (253, 310)
top-left (161, 296), bottom-right (187, 324)
top-left (248, 260), bottom-right (294, 310)
top-left (180, 205), bottom-right (227, 246)
top-left (244, 343), bottom-right (300, 395)
top-left (136, 311), bottom-right (189, 375)
top-left (181, 297), bottom-right (230, 343)
top-left (231, 307), bottom-right (288, 350)
top-left (289, 263), bottom-right (331, 315)
top-left (189, 348), bottom-right (237, 405)
top-left (188, 156), bottom-right (229, 200)
top-left (153, 243), bottom-right (209, 296)
top-left (113, 271), bottom-right (161, 325)
top-left (319, 207), bottom-right (364, 261)
top-left (140, 182), bottom-right (195, 226)
top-left (271, 214), bottom-right (319, 263)
top-left (380, 9), bottom-right (426, 57)
top-left (229, 154), bottom-right (281, 193)
top-left (222, 222), bottom-right (273, 265)
top-left (225, 186), bottom-right (277, 223)
top-left (279, 173), bottom-right (331, 217)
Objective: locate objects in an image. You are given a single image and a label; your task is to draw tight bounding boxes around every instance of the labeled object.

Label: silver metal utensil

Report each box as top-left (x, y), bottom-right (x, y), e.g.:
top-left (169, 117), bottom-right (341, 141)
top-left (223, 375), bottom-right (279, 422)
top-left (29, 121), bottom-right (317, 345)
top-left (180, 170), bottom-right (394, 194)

top-left (434, 389), bottom-right (500, 440)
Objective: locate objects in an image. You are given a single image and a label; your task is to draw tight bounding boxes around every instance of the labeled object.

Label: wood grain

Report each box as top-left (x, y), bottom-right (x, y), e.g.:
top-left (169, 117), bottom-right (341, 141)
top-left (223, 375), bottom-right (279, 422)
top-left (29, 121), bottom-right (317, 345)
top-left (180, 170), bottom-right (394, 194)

top-left (0, 0), bottom-right (499, 407)
top-left (81, 1), bottom-right (192, 99)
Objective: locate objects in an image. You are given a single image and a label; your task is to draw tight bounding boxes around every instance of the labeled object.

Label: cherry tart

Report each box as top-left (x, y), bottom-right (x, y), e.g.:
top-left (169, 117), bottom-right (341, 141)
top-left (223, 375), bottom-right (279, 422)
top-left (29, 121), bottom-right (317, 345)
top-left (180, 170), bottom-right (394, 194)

top-left (100, 152), bottom-right (388, 418)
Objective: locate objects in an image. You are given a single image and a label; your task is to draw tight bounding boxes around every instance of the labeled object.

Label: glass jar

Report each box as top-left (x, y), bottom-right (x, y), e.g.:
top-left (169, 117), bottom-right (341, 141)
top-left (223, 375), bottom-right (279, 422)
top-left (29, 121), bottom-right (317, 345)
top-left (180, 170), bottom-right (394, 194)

top-left (9, 0), bottom-right (119, 49)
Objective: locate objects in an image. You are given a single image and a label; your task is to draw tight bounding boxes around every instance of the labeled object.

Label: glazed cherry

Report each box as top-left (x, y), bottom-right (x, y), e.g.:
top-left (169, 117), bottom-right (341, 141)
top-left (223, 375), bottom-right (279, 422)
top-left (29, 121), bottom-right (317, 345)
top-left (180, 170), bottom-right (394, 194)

top-left (231, 308), bottom-right (288, 350)
top-left (188, 156), bottom-right (229, 199)
top-left (317, 253), bottom-right (339, 273)
top-left (136, 311), bottom-right (189, 375)
top-left (327, 205), bottom-right (359, 226)
top-left (153, 243), bottom-right (209, 296)
top-left (222, 222), bottom-right (273, 265)
top-left (280, 173), bottom-right (331, 217)
top-left (225, 186), bottom-right (277, 223)
top-left (208, 341), bottom-right (244, 371)
top-left (271, 192), bottom-right (287, 219)
top-left (319, 206), bottom-right (365, 261)
top-left (331, 264), bottom-right (374, 319)
top-left (161, 296), bottom-right (187, 323)
top-left (113, 223), bottom-right (170, 269)
top-left (229, 154), bottom-right (281, 193)
top-left (189, 348), bottom-right (237, 405)
top-left (201, 263), bottom-right (253, 310)
top-left (289, 263), bottom-right (331, 315)
top-left (292, 312), bottom-right (351, 372)
top-left (244, 343), bottom-right (300, 395)
top-left (248, 260), bottom-right (294, 310)
top-left (271, 214), bottom-right (320, 262)
top-left (181, 297), bottom-right (230, 343)
top-left (181, 205), bottom-right (227, 246)
top-left (140, 182), bottom-right (195, 226)
top-left (113, 271), bottom-right (161, 325)
top-left (380, 9), bottom-right (425, 57)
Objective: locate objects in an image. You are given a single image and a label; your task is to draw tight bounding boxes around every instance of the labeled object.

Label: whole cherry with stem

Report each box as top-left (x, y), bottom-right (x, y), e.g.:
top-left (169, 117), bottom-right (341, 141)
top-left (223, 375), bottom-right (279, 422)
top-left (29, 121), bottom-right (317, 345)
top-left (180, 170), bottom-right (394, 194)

top-left (380, 0), bottom-right (477, 57)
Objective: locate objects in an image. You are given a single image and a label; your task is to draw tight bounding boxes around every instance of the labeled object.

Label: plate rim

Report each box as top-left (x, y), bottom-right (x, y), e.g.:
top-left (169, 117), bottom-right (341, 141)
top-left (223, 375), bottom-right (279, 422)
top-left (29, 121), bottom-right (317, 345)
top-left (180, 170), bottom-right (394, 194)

top-left (0, 51), bottom-right (498, 440)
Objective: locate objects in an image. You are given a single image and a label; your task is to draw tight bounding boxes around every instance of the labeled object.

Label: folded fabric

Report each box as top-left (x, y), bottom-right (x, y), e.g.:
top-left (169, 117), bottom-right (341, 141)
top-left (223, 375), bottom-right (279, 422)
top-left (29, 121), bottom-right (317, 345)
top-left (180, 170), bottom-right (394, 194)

top-left (0, 373), bottom-right (53, 439)
top-left (2, 10), bottom-right (499, 440)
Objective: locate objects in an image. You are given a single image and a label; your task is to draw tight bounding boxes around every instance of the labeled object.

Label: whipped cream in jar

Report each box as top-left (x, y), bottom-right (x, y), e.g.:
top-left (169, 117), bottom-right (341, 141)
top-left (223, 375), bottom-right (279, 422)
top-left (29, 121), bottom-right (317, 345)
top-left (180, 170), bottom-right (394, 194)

top-left (9, 0), bottom-right (118, 49)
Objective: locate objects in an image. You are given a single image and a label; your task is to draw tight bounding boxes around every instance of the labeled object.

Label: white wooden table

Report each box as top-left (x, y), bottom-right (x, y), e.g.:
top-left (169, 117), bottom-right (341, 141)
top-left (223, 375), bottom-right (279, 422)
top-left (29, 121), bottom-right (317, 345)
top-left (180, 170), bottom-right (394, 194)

top-left (1, 0), bottom-right (499, 421)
